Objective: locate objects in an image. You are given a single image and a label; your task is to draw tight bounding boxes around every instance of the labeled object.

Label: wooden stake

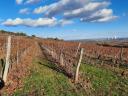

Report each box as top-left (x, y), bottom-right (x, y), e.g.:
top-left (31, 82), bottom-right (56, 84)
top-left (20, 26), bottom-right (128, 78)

top-left (17, 37), bottom-right (19, 65)
top-left (120, 47), bottom-right (123, 61)
top-left (75, 42), bottom-right (81, 57)
top-left (3, 36), bottom-right (11, 82)
top-left (60, 52), bottom-right (64, 67)
top-left (75, 48), bottom-right (84, 83)
top-left (119, 47), bottom-right (123, 67)
top-left (0, 59), bottom-right (4, 78)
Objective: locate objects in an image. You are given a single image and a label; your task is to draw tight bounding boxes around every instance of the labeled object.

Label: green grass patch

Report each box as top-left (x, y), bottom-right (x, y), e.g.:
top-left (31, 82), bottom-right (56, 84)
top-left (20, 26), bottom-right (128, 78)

top-left (13, 59), bottom-right (86, 96)
top-left (12, 58), bottom-right (128, 96)
top-left (80, 63), bottom-right (128, 96)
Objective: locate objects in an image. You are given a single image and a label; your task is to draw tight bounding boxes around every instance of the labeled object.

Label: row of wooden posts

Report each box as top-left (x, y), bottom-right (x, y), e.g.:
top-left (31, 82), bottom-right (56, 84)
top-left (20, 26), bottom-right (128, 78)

top-left (0, 36), bottom-right (84, 84)
top-left (0, 36), bottom-right (126, 84)
top-left (42, 42), bottom-right (84, 83)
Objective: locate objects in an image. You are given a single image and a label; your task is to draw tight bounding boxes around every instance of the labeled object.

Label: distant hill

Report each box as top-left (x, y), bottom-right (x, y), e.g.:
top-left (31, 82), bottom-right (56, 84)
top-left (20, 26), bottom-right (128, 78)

top-left (69, 37), bottom-right (128, 42)
top-left (0, 29), bottom-right (27, 36)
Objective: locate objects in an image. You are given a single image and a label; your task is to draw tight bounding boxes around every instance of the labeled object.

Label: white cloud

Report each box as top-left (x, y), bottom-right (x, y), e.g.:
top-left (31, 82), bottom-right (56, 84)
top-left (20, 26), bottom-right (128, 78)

top-left (59, 19), bottom-right (74, 26)
top-left (10, 0), bottom-right (118, 28)
top-left (19, 8), bottom-right (30, 14)
top-left (33, 0), bottom-right (117, 22)
top-left (33, 0), bottom-right (89, 16)
top-left (2, 18), bottom-right (57, 27)
top-left (25, 0), bottom-right (41, 4)
top-left (80, 9), bottom-right (118, 22)
top-left (16, 0), bottom-right (23, 4)
top-left (64, 2), bottom-right (110, 19)
top-left (33, 6), bottom-right (49, 14)
top-left (93, 16), bottom-right (118, 22)
top-left (2, 17), bottom-right (73, 27)
top-left (2, 18), bottom-right (23, 25)
top-left (16, 0), bottom-right (41, 5)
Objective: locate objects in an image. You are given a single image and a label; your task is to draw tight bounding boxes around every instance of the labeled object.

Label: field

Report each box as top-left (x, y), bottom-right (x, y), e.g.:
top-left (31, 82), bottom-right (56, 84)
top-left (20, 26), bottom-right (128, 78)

top-left (0, 35), bottom-right (128, 95)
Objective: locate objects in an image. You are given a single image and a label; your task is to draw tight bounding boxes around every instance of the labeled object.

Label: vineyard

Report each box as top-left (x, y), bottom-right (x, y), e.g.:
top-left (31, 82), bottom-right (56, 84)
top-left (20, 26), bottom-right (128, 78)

top-left (0, 35), bottom-right (128, 95)
top-left (40, 39), bottom-right (128, 73)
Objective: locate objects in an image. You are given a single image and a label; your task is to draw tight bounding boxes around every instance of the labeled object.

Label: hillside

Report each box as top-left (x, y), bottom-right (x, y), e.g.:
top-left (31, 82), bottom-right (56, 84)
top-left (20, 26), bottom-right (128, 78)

top-left (0, 31), bottom-right (127, 95)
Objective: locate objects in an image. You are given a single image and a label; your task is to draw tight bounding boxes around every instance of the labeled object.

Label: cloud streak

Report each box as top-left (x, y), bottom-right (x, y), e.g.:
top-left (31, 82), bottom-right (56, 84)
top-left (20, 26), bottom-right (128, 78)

top-left (16, 0), bottom-right (41, 5)
top-left (6, 0), bottom-right (118, 28)
top-left (19, 8), bottom-right (30, 14)
top-left (2, 18), bottom-right (73, 27)
top-left (34, 0), bottom-right (88, 16)
top-left (34, 0), bottom-right (117, 22)
top-left (2, 18), bottom-right (57, 27)
top-left (16, 0), bottom-right (23, 4)
top-left (25, 0), bottom-right (41, 4)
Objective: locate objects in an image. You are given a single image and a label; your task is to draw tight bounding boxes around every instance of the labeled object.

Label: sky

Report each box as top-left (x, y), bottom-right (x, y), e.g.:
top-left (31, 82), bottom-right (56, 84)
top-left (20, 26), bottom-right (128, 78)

top-left (0, 0), bottom-right (128, 40)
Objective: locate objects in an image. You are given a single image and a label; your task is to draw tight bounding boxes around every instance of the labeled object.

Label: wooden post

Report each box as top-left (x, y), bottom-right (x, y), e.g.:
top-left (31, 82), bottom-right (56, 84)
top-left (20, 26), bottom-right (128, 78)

top-left (75, 48), bottom-right (84, 83)
top-left (119, 47), bottom-right (123, 67)
top-left (51, 50), bottom-right (54, 57)
top-left (0, 59), bottom-right (4, 78)
top-left (17, 51), bottom-right (19, 65)
top-left (120, 47), bottom-right (123, 61)
top-left (60, 52), bottom-right (64, 67)
top-left (17, 37), bottom-right (19, 65)
top-left (3, 36), bottom-right (11, 82)
top-left (75, 42), bottom-right (81, 57)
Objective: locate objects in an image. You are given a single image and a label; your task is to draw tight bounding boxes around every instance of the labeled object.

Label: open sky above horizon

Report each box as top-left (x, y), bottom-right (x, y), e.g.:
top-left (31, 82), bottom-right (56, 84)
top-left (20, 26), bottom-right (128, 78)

top-left (0, 0), bottom-right (128, 40)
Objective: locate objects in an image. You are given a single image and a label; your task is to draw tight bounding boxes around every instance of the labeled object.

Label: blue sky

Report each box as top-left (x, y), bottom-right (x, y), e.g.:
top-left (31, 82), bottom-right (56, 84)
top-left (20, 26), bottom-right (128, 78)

top-left (0, 0), bottom-right (128, 40)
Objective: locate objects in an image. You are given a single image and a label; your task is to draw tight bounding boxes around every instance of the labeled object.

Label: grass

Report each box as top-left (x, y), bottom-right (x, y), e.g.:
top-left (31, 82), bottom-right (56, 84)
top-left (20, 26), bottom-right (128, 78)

top-left (80, 63), bottom-right (128, 96)
top-left (13, 58), bottom-right (86, 96)
top-left (11, 58), bottom-right (128, 96)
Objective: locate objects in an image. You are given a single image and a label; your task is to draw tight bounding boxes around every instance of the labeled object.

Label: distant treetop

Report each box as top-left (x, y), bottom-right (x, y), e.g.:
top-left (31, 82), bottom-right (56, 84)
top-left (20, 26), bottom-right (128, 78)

top-left (0, 29), bottom-right (27, 36)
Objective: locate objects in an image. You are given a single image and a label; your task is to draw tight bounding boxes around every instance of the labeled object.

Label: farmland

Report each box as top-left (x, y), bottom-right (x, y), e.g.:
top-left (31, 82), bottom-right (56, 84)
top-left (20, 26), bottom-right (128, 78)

top-left (0, 0), bottom-right (128, 95)
top-left (0, 33), bottom-right (128, 95)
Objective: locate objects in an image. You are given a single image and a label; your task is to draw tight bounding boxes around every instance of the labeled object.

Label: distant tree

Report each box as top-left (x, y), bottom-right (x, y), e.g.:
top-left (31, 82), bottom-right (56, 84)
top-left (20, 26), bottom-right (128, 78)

top-left (17, 32), bottom-right (27, 36)
top-left (0, 30), bottom-right (6, 33)
top-left (47, 37), bottom-right (64, 41)
top-left (0, 29), bottom-right (28, 36)
top-left (54, 37), bottom-right (59, 40)
top-left (54, 37), bottom-right (64, 41)
top-left (32, 35), bottom-right (36, 37)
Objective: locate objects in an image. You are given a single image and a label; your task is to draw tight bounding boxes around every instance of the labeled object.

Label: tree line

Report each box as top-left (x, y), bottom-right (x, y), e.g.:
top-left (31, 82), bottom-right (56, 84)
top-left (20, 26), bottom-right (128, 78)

top-left (0, 30), bottom-right (28, 36)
